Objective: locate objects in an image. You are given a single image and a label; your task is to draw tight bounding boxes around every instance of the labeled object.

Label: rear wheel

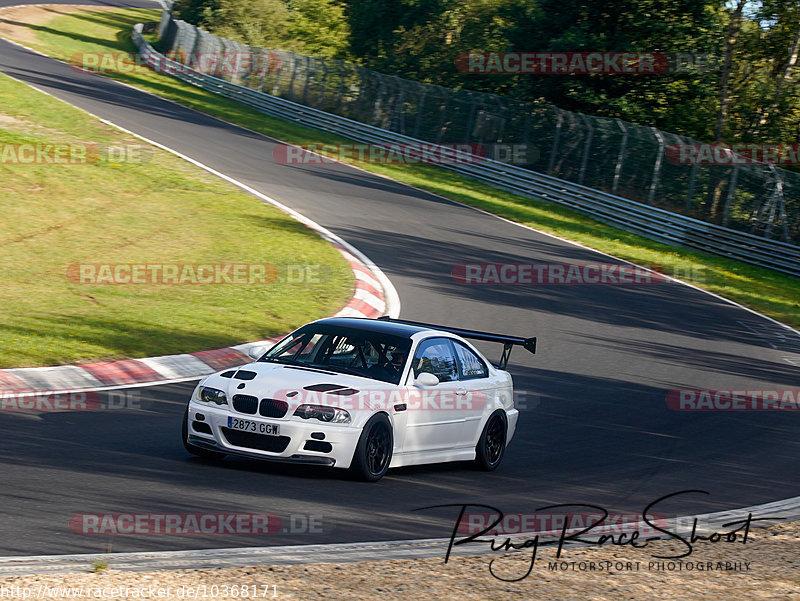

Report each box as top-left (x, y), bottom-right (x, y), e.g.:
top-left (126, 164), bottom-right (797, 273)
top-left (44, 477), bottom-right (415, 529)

top-left (350, 414), bottom-right (393, 482)
top-left (182, 407), bottom-right (226, 460)
top-left (474, 411), bottom-right (506, 471)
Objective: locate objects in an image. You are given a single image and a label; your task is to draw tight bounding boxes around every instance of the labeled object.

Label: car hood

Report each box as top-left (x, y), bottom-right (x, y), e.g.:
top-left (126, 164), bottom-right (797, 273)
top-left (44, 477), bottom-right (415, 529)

top-left (202, 362), bottom-right (399, 411)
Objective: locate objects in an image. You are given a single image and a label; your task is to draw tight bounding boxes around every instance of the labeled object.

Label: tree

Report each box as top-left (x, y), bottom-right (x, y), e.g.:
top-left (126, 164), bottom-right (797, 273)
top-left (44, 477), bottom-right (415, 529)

top-left (173, 0), bottom-right (350, 57)
top-left (746, 0), bottom-right (800, 141)
top-left (714, 0), bottom-right (747, 142)
top-left (286, 0), bottom-right (351, 58)
top-left (502, 0), bottom-right (722, 137)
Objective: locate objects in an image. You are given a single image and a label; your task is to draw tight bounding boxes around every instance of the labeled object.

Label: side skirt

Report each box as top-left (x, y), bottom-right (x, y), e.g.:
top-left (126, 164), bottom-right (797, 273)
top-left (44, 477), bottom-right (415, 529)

top-left (389, 447), bottom-right (475, 468)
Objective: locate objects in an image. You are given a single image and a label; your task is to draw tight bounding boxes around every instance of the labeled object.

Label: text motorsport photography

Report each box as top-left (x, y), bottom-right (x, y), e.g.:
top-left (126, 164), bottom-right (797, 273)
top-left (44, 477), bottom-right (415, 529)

top-left (417, 490), bottom-right (782, 582)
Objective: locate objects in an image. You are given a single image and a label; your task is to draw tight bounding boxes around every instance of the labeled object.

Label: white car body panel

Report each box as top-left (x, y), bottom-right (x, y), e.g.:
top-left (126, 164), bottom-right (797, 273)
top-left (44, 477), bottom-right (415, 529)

top-left (184, 318), bottom-right (524, 475)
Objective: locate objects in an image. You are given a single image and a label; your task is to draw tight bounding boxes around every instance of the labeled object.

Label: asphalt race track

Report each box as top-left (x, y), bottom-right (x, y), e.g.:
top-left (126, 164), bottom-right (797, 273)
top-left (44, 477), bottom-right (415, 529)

top-left (0, 0), bottom-right (799, 557)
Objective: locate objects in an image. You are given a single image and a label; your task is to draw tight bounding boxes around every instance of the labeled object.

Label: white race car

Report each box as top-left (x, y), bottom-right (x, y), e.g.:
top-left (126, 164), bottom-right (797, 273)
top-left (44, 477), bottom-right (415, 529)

top-left (183, 317), bottom-right (536, 481)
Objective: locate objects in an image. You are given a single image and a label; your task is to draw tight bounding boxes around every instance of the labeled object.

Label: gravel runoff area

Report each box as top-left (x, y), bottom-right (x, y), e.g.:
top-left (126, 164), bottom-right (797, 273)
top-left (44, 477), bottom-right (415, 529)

top-left (0, 520), bottom-right (798, 600)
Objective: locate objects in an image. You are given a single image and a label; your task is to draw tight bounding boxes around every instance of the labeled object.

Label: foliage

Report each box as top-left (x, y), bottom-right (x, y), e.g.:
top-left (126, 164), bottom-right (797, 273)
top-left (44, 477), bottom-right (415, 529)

top-left (173, 0), bottom-right (351, 57)
top-left (176, 0), bottom-right (800, 157)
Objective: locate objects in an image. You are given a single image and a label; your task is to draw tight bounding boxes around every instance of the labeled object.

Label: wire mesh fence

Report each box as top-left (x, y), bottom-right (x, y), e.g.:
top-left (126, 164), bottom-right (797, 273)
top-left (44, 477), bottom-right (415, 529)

top-left (157, 16), bottom-right (800, 247)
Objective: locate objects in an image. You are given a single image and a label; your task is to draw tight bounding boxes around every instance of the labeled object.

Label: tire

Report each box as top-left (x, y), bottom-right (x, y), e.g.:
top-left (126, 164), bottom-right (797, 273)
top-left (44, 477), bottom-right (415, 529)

top-left (350, 413), bottom-right (393, 482)
top-left (182, 407), bottom-right (226, 460)
top-left (474, 411), bottom-right (507, 471)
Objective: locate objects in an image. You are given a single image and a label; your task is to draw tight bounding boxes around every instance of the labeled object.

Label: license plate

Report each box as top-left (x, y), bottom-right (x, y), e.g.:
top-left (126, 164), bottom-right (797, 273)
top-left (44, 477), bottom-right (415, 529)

top-left (227, 416), bottom-right (280, 436)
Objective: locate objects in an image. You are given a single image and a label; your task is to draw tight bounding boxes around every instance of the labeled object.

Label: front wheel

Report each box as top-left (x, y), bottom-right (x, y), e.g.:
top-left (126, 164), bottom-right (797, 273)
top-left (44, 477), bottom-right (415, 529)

top-left (350, 414), bottom-right (393, 482)
top-left (474, 411), bottom-right (507, 471)
top-left (182, 407), bottom-right (226, 460)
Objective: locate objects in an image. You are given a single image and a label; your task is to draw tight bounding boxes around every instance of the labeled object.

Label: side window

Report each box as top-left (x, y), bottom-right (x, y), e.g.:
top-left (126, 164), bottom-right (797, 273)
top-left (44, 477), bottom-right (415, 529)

top-left (453, 342), bottom-right (489, 380)
top-left (413, 338), bottom-right (458, 383)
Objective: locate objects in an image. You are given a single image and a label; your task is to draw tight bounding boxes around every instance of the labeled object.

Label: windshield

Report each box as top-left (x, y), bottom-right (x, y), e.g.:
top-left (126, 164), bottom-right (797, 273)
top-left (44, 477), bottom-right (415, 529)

top-left (260, 324), bottom-right (412, 385)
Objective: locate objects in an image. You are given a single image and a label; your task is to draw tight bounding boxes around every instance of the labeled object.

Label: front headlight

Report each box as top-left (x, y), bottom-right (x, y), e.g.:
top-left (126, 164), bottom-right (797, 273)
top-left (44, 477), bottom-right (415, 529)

top-left (293, 404), bottom-right (351, 424)
top-left (197, 386), bottom-right (228, 405)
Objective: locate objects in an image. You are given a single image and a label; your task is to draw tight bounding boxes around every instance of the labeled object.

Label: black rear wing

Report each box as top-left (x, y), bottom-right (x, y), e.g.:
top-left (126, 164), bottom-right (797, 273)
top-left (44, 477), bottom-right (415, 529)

top-left (377, 316), bottom-right (536, 370)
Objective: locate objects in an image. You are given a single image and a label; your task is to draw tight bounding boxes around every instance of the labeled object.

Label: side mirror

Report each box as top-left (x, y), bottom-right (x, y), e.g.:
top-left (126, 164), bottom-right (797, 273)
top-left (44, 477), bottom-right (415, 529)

top-left (416, 372), bottom-right (440, 387)
top-left (248, 346), bottom-right (267, 360)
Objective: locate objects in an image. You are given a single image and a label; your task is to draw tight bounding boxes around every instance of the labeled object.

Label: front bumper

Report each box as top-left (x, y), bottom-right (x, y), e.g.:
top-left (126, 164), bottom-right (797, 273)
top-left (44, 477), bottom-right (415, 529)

top-left (186, 401), bottom-right (362, 469)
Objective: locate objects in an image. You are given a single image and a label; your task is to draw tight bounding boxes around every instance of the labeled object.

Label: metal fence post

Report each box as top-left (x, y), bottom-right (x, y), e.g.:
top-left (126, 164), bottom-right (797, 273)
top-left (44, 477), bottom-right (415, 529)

top-left (722, 166), bottom-right (739, 227)
top-left (287, 53), bottom-right (298, 98)
top-left (762, 165), bottom-right (791, 241)
top-left (301, 55), bottom-right (311, 104)
top-left (612, 119), bottom-right (627, 194)
top-left (648, 127), bottom-right (665, 204)
top-left (685, 162), bottom-right (698, 213)
top-left (413, 84), bottom-right (427, 140)
top-left (158, 10), bottom-right (171, 40)
top-left (372, 77), bottom-right (386, 127)
top-left (353, 66), bottom-right (370, 123)
top-left (271, 51), bottom-right (284, 96)
top-left (465, 98), bottom-right (479, 142)
top-left (578, 114), bottom-right (594, 185)
top-left (334, 60), bottom-right (347, 112)
top-left (494, 100), bottom-right (507, 143)
top-left (547, 108), bottom-right (563, 175)
top-left (317, 60), bottom-right (328, 107)
top-left (393, 79), bottom-right (406, 134)
top-left (435, 89), bottom-right (450, 144)
top-left (521, 112), bottom-right (531, 153)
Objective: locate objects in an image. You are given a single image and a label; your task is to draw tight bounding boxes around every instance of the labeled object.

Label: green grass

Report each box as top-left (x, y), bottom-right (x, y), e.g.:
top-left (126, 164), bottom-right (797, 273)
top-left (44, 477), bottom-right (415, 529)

top-left (91, 560), bottom-right (108, 573)
top-left (0, 70), bottom-right (351, 368)
top-left (5, 6), bottom-right (800, 331)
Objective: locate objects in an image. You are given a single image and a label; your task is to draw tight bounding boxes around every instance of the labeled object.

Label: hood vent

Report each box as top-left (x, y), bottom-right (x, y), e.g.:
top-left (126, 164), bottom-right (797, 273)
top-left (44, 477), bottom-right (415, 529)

top-left (302, 383), bottom-right (360, 396)
top-left (233, 370), bottom-right (257, 380)
top-left (304, 383), bottom-right (346, 392)
top-left (326, 388), bottom-right (359, 396)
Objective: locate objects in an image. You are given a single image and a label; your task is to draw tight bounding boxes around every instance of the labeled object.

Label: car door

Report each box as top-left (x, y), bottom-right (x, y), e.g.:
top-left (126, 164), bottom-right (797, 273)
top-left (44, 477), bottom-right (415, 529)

top-left (451, 340), bottom-right (494, 443)
top-left (401, 337), bottom-right (468, 454)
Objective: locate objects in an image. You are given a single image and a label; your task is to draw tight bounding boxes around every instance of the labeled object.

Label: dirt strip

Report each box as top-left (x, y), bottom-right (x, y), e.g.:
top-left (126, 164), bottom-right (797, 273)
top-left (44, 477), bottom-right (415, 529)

top-left (0, 4), bottom-right (95, 45)
top-left (0, 520), bottom-right (798, 600)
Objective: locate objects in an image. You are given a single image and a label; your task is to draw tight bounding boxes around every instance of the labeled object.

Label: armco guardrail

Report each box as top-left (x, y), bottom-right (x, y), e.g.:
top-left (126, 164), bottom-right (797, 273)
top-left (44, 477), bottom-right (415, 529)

top-left (132, 25), bottom-right (800, 278)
